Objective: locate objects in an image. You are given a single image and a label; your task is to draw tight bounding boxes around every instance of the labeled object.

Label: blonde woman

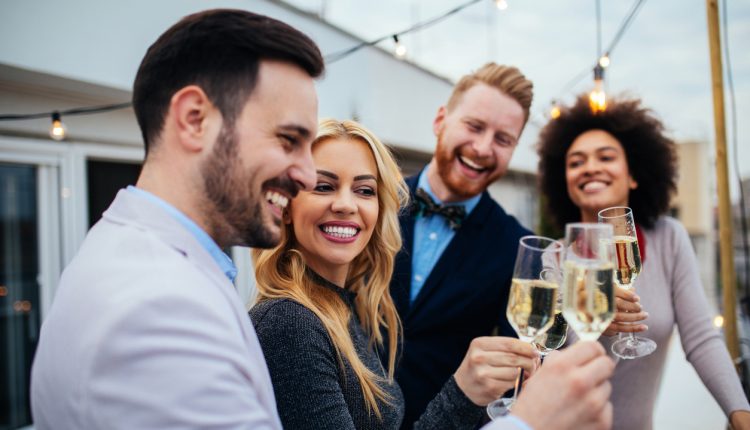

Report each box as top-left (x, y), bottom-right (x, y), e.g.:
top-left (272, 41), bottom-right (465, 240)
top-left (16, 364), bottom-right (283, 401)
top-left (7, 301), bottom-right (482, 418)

top-left (249, 119), bottom-right (540, 429)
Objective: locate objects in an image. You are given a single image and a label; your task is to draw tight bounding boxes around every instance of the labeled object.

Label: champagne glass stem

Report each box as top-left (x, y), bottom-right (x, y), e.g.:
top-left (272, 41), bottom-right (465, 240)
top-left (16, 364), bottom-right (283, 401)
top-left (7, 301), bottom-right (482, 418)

top-left (510, 367), bottom-right (524, 405)
top-left (626, 326), bottom-right (638, 344)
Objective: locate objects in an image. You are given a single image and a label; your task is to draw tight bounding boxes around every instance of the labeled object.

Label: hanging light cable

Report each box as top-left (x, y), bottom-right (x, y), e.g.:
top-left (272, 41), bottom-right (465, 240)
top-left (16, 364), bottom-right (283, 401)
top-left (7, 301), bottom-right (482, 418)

top-left (323, 0), bottom-right (483, 64)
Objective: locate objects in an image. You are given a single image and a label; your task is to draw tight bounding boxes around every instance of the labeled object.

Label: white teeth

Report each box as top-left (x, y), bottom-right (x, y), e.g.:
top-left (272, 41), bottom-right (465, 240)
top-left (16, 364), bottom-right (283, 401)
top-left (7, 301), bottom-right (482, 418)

top-left (459, 156), bottom-right (485, 170)
top-left (582, 181), bottom-right (607, 192)
top-left (265, 191), bottom-right (288, 210)
top-left (322, 225), bottom-right (358, 238)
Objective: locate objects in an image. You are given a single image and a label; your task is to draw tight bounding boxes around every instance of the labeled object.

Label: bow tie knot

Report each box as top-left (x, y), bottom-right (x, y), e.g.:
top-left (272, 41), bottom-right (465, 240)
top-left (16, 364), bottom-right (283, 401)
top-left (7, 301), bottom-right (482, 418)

top-left (412, 187), bottom-right (466, 230)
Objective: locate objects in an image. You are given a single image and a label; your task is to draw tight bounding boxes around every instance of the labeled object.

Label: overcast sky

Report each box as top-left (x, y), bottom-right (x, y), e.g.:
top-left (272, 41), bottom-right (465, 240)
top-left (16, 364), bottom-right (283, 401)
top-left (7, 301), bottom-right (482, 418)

top-left (285, 0), bottom-right (750, 198)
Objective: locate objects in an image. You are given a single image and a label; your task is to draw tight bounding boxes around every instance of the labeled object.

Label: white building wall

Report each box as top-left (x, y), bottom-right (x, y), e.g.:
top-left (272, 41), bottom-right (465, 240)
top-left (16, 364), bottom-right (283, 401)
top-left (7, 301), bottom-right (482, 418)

top-left (673, 140), bottom-right (717, 308)
top-left (0, 0), bottom-right (454, 155)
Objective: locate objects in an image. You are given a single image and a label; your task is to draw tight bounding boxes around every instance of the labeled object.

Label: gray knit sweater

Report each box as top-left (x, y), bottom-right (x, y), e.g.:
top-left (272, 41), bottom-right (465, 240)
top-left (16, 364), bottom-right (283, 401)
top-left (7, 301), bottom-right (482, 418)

top-left (249, 276), bottom-right (484, 429)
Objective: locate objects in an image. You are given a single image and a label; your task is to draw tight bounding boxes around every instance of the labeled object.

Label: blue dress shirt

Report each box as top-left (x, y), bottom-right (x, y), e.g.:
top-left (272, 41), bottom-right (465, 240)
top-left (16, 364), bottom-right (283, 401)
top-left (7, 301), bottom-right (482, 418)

top-left (410, 170), bottom-right (481, 302)
top-left (126, 186), bottom-right (237, 282)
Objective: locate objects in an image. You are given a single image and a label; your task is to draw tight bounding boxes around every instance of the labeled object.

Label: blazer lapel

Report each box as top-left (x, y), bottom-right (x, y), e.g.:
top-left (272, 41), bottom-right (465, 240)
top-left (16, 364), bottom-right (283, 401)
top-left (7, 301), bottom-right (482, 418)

top-left (391, 174), bottom-right (419, 318)
top-left (408, 192), bottom-right (493, 318)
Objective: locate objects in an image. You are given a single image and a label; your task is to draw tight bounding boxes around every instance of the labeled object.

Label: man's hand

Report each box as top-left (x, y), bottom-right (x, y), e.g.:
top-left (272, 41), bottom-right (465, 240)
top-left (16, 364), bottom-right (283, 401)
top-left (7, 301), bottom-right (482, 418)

top-left (602, 285), bottom-right (648, 336)
top-left (453, 337), bottom-right (539, 406)
top-left (511, 341), bottom-right (615, 430)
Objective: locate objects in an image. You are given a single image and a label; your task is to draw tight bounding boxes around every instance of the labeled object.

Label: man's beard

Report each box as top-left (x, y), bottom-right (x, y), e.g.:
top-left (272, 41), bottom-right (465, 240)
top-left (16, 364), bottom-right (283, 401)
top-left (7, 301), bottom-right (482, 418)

top-left (434, 133), bottom-right (493, 199)
top-left (201, 124), bottom-right (277, 249)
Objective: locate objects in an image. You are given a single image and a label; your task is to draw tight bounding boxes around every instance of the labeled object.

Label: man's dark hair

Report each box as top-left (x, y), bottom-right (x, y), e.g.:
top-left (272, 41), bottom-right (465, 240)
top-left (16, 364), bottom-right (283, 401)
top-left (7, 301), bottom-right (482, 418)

top-left (537, 94), bottom-right (677, 229)
top-left (133, 9), bottom-right (324, 154)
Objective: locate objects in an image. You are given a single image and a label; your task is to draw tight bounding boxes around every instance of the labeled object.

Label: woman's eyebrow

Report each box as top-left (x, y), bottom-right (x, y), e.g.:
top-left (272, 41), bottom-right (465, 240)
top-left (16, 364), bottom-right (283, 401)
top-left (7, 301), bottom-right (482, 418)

top-left (317, 170), bottom-right (338, 180)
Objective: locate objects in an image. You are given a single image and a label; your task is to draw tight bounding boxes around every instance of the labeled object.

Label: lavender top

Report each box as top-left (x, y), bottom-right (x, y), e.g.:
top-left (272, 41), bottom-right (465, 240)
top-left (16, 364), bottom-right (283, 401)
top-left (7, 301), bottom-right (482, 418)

top-left (572, 216), bottom-right (749, 429)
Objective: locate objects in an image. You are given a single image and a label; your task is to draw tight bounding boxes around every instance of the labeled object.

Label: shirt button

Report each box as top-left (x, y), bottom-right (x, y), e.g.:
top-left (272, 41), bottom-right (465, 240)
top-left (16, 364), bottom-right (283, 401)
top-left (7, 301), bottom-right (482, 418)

top-left (429, 232), bottom-right (438, 240)
top-left (414, 275), bottom-right (423, 282)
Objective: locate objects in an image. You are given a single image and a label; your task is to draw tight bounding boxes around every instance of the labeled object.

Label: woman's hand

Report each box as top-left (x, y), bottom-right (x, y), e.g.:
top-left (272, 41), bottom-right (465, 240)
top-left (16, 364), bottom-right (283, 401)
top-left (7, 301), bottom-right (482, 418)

top-left (453, 336), bottom-right (539, 406)
top-left (602, 285), bottom-right (648, 337)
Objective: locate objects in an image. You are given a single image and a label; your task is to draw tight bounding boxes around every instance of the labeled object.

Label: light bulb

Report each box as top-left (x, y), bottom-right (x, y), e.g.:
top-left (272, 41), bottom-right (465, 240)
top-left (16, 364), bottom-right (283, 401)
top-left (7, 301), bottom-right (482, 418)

top-left (393, 35), bottom-right (407, 59)
top-left (713, 315), bottom-right (724, 328)
top-left (598, 54), bottom-right (610, 68)
top-left (495, 0), bottom-right (508, 10)
top-left (49, 112), bottom-right (67, 141)
top-left (550, 104), bottom-right (561, 119)
top-left (589, 65), bottom-right (607, 113)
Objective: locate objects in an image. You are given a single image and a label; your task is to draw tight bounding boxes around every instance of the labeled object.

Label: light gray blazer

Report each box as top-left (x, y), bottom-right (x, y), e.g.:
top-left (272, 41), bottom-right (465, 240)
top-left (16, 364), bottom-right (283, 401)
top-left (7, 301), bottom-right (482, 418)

top-left (31, 189), bottom-right (281, 429)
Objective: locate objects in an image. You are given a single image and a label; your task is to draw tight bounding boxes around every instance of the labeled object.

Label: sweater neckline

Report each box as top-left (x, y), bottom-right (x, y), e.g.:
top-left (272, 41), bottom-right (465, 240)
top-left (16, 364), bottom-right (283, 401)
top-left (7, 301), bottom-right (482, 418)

top-left (305, 267), bottom-right (357, 304)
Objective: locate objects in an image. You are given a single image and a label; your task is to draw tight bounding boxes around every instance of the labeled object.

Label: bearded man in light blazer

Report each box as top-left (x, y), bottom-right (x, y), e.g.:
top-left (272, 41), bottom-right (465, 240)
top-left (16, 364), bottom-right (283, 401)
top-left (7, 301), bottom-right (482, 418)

top-left (30, 9), bottom-right (324, 429)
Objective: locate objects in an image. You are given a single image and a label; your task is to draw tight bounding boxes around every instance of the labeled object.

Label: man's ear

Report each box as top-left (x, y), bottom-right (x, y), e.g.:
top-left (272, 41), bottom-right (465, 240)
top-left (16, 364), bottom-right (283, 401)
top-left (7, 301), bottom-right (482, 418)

top-left (168, 85), bottom-right (219, 153)
top-left (433, 106), bottom-right (446, 137)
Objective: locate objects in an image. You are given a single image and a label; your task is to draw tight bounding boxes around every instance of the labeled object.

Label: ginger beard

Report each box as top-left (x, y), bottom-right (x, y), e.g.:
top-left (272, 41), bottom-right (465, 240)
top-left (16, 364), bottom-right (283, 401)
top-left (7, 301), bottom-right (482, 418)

top-left (433, 128), bottom-right (506, 199)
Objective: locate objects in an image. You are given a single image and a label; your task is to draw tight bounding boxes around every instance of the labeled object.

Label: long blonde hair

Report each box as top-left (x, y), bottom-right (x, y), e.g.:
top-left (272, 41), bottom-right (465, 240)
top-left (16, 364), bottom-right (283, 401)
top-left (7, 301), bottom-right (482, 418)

top-left (253, 119), bottom-right (409, 418)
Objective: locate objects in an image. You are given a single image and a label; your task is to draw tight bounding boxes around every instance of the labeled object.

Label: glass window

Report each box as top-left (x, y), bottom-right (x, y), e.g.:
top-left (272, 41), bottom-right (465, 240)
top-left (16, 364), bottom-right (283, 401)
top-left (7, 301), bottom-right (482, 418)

top-left (0, 163), bottom-right (39, 429)
top-left (87, 159), bottom-right (141, 227)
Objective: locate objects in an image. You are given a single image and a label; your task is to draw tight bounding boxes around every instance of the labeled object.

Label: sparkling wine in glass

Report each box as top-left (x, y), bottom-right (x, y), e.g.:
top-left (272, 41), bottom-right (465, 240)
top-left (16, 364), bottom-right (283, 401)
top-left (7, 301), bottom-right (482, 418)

top-left (598, 206), bottom-right (656, 359)
top-left (533, 269), bottom-right (568, 356)
top-left (534, 311), bottom-right (568, 356)
top-left (561, 223), bottom-right (617, 343)
top-left (486, 236), bottom-right (563, 420)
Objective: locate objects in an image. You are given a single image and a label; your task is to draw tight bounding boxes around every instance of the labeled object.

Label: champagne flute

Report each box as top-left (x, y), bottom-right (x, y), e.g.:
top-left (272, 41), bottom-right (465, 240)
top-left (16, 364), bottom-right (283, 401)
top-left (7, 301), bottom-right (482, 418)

top-left (486, 236), bottom-right (563, 420)
top-left (561, 223), bottom-right (616, 343)
top-left (598, 206), bottom-right (657, 359)
top-left (534, 269), bottom-right (568, 357)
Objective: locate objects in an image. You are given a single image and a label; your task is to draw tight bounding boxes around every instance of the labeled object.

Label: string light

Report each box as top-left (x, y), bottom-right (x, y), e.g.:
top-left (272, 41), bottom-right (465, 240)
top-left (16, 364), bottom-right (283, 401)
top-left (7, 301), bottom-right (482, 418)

top-left (323, 0), bottom-right (483, 64)
top-left (589, 64), bottom-right (607, 114)
top-left (713, 315), bottom-right (724, 328)
top-left (598, 53), bottom-right (611, 68)
top-left (543, 0), bottom-right (647, 122)
top-left (1, 102), bottom-right (131, 142)
top-left (549, 101), bottom-right (561, 119)
top-left (393, 35), bottom-right (407, 58)
top-left (2, 0), bottom-right (649, 138)
top-left (49, 111), bottom-right (67, 141)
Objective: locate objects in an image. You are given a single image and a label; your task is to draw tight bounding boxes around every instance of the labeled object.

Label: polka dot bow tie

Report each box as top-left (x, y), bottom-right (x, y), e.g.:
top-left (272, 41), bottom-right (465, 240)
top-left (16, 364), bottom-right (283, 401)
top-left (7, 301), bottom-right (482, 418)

top-left (412, 187), bottom-right (466, 231)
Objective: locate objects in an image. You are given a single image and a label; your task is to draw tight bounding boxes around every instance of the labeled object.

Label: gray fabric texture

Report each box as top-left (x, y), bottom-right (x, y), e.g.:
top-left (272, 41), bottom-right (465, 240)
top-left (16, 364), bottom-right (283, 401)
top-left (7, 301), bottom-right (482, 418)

top-left (249, 278), bottom-right (484, 429)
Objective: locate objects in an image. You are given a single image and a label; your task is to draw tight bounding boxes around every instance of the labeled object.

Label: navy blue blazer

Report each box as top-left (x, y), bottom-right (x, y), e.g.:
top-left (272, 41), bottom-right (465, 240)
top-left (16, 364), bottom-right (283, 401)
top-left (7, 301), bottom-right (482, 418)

top-left (390, 173), bottom-right (531, 429)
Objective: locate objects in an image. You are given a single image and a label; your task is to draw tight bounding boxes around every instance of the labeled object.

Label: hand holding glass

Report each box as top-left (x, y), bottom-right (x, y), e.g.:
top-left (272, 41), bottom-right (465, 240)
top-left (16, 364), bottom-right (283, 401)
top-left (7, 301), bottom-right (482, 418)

top-left (486, 236), bottom-right (563, 420)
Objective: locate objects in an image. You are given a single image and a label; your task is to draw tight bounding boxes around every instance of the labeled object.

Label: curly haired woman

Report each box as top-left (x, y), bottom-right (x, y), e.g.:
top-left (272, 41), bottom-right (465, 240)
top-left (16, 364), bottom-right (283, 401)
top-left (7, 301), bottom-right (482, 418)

top-left (537, 94), bottom-right (750, 430)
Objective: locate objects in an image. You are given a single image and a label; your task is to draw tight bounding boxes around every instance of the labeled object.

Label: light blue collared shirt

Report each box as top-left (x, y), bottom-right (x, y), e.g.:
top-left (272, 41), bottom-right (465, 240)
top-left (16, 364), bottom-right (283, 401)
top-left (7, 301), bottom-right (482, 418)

top-left (126, 186), bottom-right (237, 282)
top-left (410, 169), bottom-right (481, 302)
